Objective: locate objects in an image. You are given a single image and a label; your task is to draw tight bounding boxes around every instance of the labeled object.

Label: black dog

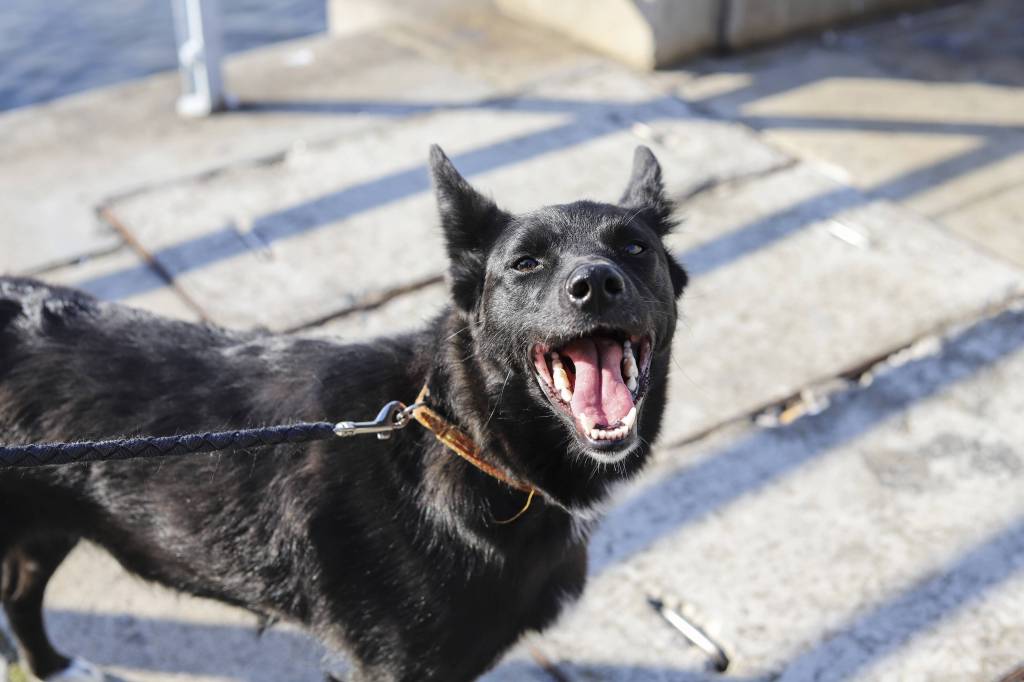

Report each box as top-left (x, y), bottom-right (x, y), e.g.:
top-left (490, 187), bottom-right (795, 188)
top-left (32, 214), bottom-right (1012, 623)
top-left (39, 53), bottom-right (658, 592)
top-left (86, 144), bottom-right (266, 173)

top-left (0, 145), bottom-right (687, 682)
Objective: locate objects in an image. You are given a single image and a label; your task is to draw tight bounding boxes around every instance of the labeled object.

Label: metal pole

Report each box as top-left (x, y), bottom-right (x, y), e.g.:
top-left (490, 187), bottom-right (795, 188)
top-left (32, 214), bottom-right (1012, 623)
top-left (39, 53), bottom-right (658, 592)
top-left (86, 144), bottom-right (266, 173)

top-left (171, 0), bottom-right (228, 117)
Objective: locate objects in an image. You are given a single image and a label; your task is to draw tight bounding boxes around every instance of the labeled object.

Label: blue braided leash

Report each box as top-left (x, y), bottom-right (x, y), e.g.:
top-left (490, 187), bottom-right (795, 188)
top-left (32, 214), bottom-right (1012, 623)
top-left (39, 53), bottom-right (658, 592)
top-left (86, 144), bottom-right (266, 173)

top-left (0, 422), bottom-right (337, 468)
top-left (0, 400), bottom-right (420, 469)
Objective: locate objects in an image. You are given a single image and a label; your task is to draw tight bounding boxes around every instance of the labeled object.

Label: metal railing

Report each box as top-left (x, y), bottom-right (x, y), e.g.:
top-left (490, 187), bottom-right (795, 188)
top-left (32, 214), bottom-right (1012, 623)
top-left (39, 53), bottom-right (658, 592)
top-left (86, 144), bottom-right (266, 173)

top-left (171, 0), bottom-right (228, 117)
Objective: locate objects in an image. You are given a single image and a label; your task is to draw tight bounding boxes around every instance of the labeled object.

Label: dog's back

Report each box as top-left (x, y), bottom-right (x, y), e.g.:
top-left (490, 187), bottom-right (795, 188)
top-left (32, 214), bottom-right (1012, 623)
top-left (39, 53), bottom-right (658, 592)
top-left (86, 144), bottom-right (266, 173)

top-left (1, 276), bottom-right (317, 598)
top-left (0, 277), bottom-right (400, 611)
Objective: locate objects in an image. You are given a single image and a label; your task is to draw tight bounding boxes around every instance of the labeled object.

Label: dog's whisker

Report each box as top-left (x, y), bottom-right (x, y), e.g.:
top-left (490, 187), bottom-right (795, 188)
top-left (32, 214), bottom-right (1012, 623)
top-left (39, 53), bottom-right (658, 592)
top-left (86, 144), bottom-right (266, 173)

top-left (484, 369), bottom-right (513, 431)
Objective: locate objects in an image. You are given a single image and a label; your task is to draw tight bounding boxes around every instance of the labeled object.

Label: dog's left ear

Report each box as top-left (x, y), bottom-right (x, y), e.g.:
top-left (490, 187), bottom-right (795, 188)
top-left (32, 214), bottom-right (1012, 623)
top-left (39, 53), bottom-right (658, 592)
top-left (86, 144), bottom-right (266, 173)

top-left (619, 146), bottom-right (674, 237)
top-left (429, 144), bottom-right (511, 314)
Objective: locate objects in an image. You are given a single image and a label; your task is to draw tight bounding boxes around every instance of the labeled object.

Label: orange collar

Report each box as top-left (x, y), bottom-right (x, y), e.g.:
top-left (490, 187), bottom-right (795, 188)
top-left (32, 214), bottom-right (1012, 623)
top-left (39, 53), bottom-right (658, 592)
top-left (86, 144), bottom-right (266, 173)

top-left (411, 385), bottom-right (536, 524)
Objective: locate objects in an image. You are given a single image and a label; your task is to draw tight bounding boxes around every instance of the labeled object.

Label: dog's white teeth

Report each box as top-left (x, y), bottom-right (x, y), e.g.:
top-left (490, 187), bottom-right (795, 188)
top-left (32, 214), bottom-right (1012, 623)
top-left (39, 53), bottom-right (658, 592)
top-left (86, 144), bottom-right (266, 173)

top-left (551, 352), bottom-right (574, 403)
top-left (580, 414), bottom-right (596, 433)
top-left (589, 423), bottom-right (631, 441)
top-left (622, 340), bottom-right (639, 392)
top-left (622, 406), bottom-right (637, 430)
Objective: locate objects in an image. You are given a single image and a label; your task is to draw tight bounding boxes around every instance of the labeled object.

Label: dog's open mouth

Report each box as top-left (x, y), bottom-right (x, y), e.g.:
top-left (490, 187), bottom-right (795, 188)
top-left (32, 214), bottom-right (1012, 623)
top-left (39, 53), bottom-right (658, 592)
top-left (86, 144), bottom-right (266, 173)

top-left (532, 332), bottom-right (653, 448)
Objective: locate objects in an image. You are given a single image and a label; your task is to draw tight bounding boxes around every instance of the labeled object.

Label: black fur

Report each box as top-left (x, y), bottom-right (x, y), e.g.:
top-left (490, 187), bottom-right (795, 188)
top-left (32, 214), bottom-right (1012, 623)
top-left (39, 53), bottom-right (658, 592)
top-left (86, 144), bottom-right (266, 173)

top-left (0, 145), bottom-right (686, 682)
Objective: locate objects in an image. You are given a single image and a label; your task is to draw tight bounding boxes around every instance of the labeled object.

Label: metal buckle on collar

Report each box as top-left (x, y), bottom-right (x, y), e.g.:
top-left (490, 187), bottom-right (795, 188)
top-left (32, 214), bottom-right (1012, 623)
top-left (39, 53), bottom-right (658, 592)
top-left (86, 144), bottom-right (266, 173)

top-left (333, 401), bottom-right (424, 440)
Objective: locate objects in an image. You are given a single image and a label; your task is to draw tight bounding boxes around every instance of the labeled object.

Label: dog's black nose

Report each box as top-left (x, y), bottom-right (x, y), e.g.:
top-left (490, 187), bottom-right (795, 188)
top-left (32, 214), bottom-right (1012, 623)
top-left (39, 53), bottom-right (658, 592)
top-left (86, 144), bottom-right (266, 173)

top-left (566, 262), bottom-right (626, 310)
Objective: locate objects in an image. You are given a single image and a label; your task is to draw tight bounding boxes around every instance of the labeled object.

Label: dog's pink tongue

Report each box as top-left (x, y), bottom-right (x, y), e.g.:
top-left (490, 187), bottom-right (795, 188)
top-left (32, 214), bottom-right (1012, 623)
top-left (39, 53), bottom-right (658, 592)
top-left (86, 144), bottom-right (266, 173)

top-left (562, 338), bottom-right (634, 427)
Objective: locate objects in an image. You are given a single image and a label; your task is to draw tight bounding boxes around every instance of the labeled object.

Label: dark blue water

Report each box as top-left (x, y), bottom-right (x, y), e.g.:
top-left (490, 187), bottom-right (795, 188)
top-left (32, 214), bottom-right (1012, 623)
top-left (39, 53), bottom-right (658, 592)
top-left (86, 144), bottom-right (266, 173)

top-left (0, 0), bottom-right (326, 111)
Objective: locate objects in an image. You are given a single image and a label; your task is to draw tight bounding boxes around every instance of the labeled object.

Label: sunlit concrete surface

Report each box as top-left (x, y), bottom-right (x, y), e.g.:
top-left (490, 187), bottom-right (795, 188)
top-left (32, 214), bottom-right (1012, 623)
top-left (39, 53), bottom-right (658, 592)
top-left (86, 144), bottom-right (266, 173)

top-left (3, 1), bottom-right (1024, 680)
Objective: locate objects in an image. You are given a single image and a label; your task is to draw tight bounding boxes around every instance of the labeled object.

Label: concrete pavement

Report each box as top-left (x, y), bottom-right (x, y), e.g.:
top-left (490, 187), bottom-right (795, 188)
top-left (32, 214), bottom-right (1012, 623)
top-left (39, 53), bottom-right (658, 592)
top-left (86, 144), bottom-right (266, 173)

top-left (3, 1), bottom-right (1024, 680)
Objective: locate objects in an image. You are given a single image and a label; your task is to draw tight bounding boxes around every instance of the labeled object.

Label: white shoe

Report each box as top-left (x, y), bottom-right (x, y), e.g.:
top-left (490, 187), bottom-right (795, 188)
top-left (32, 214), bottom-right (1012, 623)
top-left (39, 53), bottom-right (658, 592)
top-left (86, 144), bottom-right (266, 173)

top-left (45, 658), bottom-right (105, 682)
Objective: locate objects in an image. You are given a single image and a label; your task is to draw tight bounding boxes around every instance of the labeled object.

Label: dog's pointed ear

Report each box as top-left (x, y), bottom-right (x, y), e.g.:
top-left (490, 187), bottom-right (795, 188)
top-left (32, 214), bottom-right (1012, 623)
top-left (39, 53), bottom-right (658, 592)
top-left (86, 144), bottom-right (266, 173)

top-left (429, 144), bottom-right (510, 314)
top-left (620, 146), bottom-right (687, 298)
top-left (619, 146), bottom-right (674, 237)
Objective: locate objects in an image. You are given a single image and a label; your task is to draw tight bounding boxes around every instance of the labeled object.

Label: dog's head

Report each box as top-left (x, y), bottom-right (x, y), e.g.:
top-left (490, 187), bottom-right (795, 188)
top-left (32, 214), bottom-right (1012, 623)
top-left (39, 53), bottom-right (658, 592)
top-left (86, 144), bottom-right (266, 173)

top-left (429, 145), bottom-right (686, 501)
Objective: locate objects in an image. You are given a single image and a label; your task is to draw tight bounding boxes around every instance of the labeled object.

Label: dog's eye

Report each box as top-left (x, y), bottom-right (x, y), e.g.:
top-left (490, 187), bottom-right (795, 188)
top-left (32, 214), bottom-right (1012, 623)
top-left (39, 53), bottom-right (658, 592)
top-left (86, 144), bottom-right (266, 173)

top-left (623, 242), bottom-right (646, 256)
top-left (512, 257), bottom-right (541, 272)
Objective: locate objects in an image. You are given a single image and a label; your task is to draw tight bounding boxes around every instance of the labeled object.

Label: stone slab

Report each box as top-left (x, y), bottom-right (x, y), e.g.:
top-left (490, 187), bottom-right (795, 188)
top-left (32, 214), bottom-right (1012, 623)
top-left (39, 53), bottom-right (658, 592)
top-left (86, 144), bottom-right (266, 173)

top-left (0, 212), bottom-right (121, 280)
top-left (938, 177), bottom-right (1024, 270)
top-left (0, 29), bottom-right (499, 276)
top-left (523, 304), bottom-right (1024, 681)
top-left (108, 69), bottom-right (786, 331)
top-left (106, 106), bottom-right (576, 331)
top-left (677, 0), bottom-right (1024, 268)
top-left (308, 281), bottom-right (449, 340)
top-left (657, 162), bottom-right (1023, 445)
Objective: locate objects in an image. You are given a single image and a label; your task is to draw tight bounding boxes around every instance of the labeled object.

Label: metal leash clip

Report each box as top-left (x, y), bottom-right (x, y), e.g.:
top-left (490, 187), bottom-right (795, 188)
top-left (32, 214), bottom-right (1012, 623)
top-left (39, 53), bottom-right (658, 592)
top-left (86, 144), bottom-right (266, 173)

top-left (333, 401), bottom-right (423, 440)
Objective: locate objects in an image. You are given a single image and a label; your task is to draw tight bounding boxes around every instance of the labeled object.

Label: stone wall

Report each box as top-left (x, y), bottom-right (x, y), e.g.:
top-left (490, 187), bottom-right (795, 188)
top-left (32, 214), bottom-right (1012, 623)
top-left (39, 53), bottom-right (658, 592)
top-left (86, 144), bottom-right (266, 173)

top-left (494, 0), bottom-right (941, 68)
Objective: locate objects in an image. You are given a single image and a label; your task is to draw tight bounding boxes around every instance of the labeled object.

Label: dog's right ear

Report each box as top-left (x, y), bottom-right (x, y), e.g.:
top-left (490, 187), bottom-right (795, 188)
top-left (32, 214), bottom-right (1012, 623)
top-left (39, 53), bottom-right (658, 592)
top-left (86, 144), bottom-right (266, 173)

top-left (620, 146), bottom-right (674, 237)
top-left (429, 145), bottom-right (510, 314)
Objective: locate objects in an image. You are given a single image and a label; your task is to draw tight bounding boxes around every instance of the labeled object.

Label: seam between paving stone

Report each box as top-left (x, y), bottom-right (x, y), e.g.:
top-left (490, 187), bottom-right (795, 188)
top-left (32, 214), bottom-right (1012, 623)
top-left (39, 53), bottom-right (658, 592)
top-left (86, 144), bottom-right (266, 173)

top-left (18, 239), bottom-right (127, 279)
top-left (98, 206), bottom-right (211, 323)
top-left (664, 291), bottom-right (1024, 453)
top-left (922, 207), bottom-right (1024, 279)
top-left (284, 274), bottom-right (447, 334)
top-left (673, 155), bottom-right (799, 208)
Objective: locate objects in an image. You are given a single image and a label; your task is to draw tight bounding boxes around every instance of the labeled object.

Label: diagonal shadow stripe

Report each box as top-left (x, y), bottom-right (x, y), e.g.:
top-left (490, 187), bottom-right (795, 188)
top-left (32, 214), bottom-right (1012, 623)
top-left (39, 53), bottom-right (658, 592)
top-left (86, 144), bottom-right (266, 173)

top-left (22, 609), bottom-right (328, 680)
top-left (76, 97), bottom-right (689, 300)
top-left (76, 105), bottom-right (1024, 306)
top-left (236, 95), bottom-right (660, 119)
top-left (774, 515), bottom-right (1024, 681)
top-left (677, 182), bottom-right (862, 278)
top-left (589, 306), bottom-right (1024, 576)
top-left (677, 136), bottom-right (1023, 278)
